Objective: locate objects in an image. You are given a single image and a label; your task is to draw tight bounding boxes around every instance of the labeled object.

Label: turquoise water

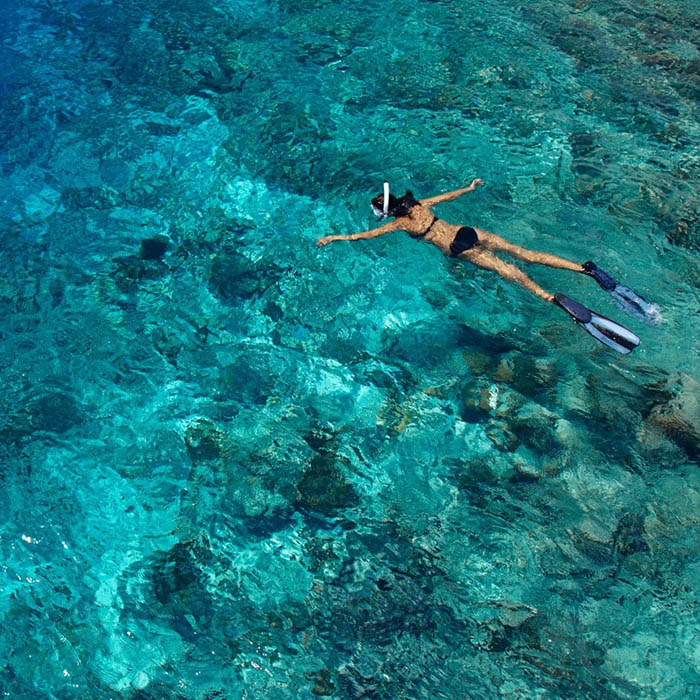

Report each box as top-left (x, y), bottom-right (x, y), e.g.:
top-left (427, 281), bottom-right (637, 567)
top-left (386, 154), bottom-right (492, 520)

top-left (1, 0), bottom-right (700, 696)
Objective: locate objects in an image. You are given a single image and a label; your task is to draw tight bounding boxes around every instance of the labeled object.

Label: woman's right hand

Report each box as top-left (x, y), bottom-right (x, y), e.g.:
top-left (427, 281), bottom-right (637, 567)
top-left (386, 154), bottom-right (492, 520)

top-left (469, 178), bottom-right (484, 190)
top-left (316, 235), bottom-right (337, 248)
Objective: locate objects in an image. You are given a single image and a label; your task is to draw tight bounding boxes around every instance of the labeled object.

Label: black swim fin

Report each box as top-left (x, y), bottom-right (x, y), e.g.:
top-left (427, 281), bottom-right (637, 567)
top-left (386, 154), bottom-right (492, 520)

top-left (554, 293), bottom-right (640, 355)
top-left (582, 261), bottom-right (662, 325)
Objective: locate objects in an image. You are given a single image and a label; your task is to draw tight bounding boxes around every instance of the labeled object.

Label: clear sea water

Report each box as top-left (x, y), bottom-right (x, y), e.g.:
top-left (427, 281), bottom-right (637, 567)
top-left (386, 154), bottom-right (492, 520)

top-left (1, 0), bottom-right (700, 697)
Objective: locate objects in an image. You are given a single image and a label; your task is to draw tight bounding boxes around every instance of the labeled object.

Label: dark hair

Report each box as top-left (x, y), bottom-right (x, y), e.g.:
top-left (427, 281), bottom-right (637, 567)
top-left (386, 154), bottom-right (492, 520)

top-left (371, 189), bottom-right (420, 218)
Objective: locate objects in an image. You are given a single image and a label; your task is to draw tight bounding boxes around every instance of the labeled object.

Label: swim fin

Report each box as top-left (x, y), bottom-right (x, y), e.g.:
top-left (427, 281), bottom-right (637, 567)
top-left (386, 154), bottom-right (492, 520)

top-left (582, 261), bottom-right (662, 325)
top-left (554, 293), bottom-right (640, 355)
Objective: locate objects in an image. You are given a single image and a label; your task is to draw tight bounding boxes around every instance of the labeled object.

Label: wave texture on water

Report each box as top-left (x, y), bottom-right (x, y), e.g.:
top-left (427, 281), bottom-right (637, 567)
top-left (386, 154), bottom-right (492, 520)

top-left (1, 0), bottom-right (699, 697)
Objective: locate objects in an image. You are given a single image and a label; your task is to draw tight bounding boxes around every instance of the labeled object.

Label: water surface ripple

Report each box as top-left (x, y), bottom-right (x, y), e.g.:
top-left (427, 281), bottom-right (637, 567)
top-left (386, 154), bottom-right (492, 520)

top-left (1, 0), bottom-right (699, 697)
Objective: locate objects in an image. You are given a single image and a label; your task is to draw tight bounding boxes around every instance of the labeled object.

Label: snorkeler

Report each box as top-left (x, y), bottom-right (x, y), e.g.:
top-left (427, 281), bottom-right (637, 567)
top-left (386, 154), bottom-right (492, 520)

top-left (317, 180), bottom-right (659, 354)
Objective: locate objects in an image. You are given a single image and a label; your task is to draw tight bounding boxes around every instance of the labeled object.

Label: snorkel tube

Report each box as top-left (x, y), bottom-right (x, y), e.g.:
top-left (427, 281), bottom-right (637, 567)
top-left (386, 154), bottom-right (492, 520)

top-left (372, 181), bottom-right (391, 219)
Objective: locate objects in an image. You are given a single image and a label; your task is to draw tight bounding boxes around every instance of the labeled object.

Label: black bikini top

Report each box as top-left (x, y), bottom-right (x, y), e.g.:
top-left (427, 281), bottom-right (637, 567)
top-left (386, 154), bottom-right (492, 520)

top-left (409, 214), bottom-right (437, 239)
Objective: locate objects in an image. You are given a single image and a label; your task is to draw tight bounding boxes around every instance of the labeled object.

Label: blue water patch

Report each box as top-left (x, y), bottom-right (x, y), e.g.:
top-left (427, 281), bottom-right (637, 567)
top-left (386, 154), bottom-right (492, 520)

top-left (1, 0), bottom-right (700, 697)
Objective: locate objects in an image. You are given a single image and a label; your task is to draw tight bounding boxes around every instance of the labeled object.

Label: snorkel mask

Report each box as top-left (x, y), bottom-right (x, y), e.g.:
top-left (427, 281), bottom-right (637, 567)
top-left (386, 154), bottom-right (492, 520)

top-left (372, 181), bottom-right (391, 219)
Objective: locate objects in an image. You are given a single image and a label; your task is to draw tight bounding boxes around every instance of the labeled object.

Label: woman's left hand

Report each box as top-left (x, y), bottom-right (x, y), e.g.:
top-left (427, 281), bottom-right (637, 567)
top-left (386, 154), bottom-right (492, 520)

top-left (469, 178), bottom-right (484, 190)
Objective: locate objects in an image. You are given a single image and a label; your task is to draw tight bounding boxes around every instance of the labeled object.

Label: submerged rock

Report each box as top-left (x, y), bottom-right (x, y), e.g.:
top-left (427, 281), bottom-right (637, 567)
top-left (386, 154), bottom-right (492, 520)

top-left (493, 358), bottom-right (514, 383)
top-left (492, 353), bottom-right (558, 396)
top-left (184, 418), bottom-right (225, 462)
top-left (511, 459), bottom-right (542, 481)
top-left (139, 234), bottom-right (170, 260)
top-left (486, 421), bottom-right (520, 453)
top-left (0, 412), bottom-right (34, 446)
top-left (140, 538), bottom-right (215, 644)
top-left (306, 668), bottom-right (335, 696)
top-left (208, 249), bottom-right (280, 303)
top-left (111, 254), bottom-right (167, 291)
top-left (153, 329), bottom-right (183, 366)
top-left (462, 349), bottom-right (497, 377)
top-left (48, 276), bottom-right (65, 308)
top-left (30, 391), bottom-right (82, 434)
top-left (612, 513), bottom-right (649, 556)
top-left (461, 380), bottom-right (528, 424)
top-left (460, 379), bottom-right (492, 423)
top-left (217, 351), bottom-right (279, 406)
top-left (296, 452), bottom-right (359, 515)
top-left (510, 403), bottom-right (565, 455)
top-left (61, 185), bottom-right (120, 210)
top-left (646, 372), bottom-right (700, 458)
top-left (23, 186), bottom-right (61, 222)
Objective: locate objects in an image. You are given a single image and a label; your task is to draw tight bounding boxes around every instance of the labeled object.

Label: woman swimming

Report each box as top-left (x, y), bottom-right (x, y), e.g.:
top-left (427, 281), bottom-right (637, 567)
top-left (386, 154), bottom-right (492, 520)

top-left (316, 180), bottom-right (655, 354)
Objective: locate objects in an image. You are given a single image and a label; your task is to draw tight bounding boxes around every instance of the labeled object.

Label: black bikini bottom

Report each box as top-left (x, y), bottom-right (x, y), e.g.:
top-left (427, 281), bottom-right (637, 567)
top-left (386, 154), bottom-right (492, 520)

top-left (450, 226), bottom-right (479, 256)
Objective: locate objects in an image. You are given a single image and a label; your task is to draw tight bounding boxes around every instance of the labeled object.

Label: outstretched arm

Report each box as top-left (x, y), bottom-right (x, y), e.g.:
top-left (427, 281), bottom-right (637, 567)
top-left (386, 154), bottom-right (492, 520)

top-left (420, 178), bottom-right (483, 207)
top-left (316, 219), bottom-right (401, 248)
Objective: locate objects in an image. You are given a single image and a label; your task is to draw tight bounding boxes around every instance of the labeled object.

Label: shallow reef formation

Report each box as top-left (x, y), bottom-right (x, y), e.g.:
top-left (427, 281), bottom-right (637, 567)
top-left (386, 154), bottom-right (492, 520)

top-left (1, 0), bottom-right (699, 698)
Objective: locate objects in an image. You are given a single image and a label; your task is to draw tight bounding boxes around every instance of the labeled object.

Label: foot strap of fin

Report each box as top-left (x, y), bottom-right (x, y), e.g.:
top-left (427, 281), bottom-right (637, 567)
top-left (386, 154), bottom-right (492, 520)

top-left (582, 261), bottom-right (616, 291)
top-left (582, 261), bottom-right (662, 325)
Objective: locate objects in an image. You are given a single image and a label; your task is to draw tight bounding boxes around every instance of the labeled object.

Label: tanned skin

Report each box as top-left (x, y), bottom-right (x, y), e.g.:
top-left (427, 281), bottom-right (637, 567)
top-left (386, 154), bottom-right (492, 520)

top-left (316, 179), bottom-right (584, 303)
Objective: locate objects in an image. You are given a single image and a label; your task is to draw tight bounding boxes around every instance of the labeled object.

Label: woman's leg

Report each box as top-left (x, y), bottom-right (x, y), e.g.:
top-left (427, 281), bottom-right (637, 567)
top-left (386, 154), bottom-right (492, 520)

top-left (460, 248), bottom-right (554, 302)
top-left (476, 229), bottom-right (584, 272)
